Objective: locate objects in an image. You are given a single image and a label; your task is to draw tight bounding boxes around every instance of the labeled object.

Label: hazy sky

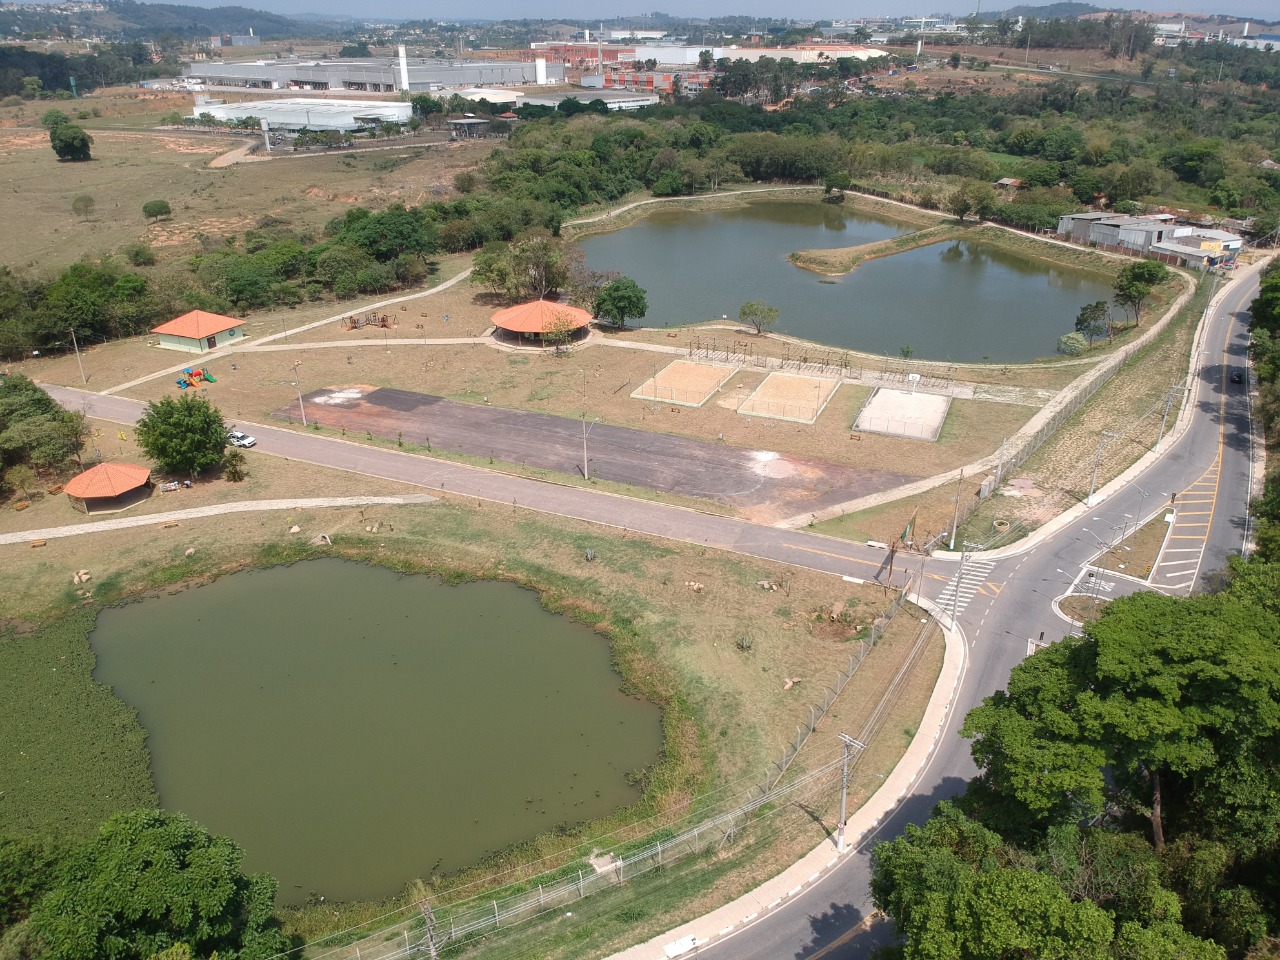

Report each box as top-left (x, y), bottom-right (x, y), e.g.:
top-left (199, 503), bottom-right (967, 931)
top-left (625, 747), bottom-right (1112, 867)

top-left (198, 0), bottom-right (1280, 26)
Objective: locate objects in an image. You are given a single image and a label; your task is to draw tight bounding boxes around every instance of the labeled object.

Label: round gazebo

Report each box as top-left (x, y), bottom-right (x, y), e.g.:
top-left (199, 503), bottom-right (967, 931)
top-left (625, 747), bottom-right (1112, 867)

top-left (490, 300), bottom-right (593, 348)
top-left (63, 462), bottom-right (153, 514)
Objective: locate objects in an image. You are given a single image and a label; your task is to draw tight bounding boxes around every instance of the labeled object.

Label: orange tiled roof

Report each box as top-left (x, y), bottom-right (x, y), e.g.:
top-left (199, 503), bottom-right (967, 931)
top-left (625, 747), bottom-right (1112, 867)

top-left (491, 300), bottom-right (592, 334)
top-left (151, 310), bottom-right (244, 339)
top-left (64, 462), bottom-right (151, 499)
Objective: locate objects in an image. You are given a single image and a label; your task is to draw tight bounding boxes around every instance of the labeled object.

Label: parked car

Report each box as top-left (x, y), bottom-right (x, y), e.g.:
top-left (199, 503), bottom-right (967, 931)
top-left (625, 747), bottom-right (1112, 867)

top-left (228, 430), bottom-right (257, 448)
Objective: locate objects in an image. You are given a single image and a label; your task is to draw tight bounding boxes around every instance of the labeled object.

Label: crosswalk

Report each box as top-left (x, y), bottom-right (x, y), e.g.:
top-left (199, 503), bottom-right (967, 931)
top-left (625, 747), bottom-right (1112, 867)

top-left (935, 558), bottom-right (998, 619)
top-left (1149, 453), bottom-right (1220, 593)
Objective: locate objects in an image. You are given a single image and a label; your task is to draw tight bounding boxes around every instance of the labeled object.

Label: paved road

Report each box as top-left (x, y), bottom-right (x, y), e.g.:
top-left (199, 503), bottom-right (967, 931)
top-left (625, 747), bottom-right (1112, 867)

top-left (689, 263), bottom-right (1263, 960)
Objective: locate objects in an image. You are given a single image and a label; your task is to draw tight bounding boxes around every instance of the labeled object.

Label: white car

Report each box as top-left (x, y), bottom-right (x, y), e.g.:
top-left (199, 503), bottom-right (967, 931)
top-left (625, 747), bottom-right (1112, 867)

top-left (227, 430), bottom-right (257, 448)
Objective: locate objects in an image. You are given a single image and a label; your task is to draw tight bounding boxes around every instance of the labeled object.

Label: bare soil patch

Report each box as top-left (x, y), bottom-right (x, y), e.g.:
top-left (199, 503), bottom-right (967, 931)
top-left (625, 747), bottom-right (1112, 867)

top-left (737, 371), bottom-right (842, 424)
top-left (631, 359), bottom-right (738, 407)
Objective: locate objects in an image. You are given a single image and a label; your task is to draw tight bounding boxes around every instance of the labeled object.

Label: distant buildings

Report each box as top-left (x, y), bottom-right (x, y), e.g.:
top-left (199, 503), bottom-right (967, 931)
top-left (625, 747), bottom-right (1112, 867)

top-left (183, 57), bottom-right (564, 93)
top-left (1056, 213), bottom-right (1244, 268)
top-left (191, 98), bottom-right (411, 132)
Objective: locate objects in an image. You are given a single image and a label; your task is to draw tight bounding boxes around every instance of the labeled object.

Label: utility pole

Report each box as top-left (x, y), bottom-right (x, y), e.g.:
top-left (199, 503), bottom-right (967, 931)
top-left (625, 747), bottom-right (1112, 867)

top-left (949, 469), bottom-right (964, 550)
top-left (1156, 385), bottom-right (1187, 451)
top-left (68, 328), bottom-right (86, 385)
top-left (1087, 430), bottom-right (1119, 504)
top-left (419, 899), bottom-right (442, 960)
top-left (836, 733), bottom-right (866, 853)
top-left (292, 361), bottom-right (308, 427)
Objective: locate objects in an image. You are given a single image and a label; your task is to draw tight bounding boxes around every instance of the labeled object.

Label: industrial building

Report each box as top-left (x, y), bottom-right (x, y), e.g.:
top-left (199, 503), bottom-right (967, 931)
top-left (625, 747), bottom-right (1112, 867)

top-left (191, 98), bottom-right (412, 132)
top-left (183, 49), bottom-right (563, 93)
top-left (520, 89), bottom-right (660, 111)
top-left (1056, 213), bottom-right (1244, 268)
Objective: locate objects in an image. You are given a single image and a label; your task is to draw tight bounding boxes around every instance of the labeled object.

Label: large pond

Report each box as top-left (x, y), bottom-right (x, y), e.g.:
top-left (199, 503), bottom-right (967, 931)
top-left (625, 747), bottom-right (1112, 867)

top-left (581, 201), bottom-right (1116, 362)
top-left (91, 559), bottom-right (662, 903)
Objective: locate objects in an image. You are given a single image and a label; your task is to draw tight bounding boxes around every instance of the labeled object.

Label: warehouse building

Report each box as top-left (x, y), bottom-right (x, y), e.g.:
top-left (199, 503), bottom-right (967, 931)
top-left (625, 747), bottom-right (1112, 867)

top-left (183, 50), bottom-right (564, 93)
top-left (520, 89), bottom-right (660, 111)
top-left (191, 98), bottom-right (412, 132)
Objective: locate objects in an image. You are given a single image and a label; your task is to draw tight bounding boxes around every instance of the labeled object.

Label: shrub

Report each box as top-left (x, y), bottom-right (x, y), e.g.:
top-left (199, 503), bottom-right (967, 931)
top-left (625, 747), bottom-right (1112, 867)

top-left (123, 243), bottom-right (156, 267)
top-left (1057, 331), bottom-right (1088, 355)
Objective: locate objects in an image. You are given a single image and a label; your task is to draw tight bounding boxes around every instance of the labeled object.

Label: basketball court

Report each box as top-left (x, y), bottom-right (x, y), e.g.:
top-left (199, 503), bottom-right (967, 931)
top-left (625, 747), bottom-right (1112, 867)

top-left (631, 359), bottom-right (738, 408)
top-left (853, 387), bottom-right (951, 442)
top-left (736, 372), bottom-right (841, 425)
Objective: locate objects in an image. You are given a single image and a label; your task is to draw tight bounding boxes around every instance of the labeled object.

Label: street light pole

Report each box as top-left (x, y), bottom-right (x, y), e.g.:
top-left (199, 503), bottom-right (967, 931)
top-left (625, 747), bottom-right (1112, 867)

top-left (1087, 430), bottom-right (1119, 504)
top-left (836, 733), bottom-right (866, 853)
top-left (292, 362), bottom-right (307, 427)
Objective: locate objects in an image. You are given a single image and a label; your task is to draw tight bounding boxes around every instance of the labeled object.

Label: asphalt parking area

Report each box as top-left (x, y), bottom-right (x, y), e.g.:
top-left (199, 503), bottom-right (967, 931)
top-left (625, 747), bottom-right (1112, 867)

top-left (277, 386), bottom-right (916, 523)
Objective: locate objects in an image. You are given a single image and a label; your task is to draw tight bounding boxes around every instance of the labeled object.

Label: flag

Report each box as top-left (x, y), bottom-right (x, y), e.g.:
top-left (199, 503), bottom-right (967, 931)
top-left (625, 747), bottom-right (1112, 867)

top-left (900, 508), bottom-right (918, 545)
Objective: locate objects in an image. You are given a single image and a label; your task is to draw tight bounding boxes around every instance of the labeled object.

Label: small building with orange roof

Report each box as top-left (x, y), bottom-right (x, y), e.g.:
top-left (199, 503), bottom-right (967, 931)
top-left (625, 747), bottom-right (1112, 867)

top-left (490, 300), bottom-right (593, 347)
top-left (63, 462), bottom-right (153, 513)
top-left (151, 310), bottom-right (245, 354)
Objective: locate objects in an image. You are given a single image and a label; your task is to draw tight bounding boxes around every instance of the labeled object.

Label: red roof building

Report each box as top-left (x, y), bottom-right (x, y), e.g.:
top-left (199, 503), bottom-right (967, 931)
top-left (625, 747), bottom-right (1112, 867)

top-left (490, 300), bottom-right (593, 346)
top-left (63, 462), bottom-right (153, 513)
top-left (151, 310), bottom-right (245, 354)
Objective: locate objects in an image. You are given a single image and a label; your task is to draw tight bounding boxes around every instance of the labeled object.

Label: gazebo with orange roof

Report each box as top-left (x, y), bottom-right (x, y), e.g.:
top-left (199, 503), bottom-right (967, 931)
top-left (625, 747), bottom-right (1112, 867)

top-left (151, 310), bottom-right (245, 354)
top-left (490, 300), bottom-right (593, 348)
top-left (63, 462), bottom-right (153, 514)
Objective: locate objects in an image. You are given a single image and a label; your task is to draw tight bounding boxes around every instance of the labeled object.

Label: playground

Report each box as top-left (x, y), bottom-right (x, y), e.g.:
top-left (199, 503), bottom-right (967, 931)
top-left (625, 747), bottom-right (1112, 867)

top-left (174, 366), bottom-right (217, 390)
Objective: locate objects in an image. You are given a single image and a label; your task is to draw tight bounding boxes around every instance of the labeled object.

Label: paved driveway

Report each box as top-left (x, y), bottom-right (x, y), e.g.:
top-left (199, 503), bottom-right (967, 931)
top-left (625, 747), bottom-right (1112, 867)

top-left (275, 387), bottom-right (916, 524)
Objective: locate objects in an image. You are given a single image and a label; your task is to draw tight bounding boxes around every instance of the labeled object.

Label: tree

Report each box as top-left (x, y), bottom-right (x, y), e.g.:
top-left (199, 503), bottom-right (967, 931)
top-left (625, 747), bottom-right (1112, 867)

top-left (142, 200), bottom-right (172, 222)
top-left (1075, 299), bottom-right (1110, 344)
top-left (40, 108), bottom-right (70, 130)
top-left (1113, 259), bottom-right (1170, 325)
top-left (1057, 331), bottom-right (1088, 355)
top-left (222, 448), bottom-right (247, 482)
top-left (961, 590), bottom-right (1280, 851)
top-left (739, 299), bottom-right (779, 335)
top-left (29, 810), bottom-right (288, 960)
top-left (4, 463), bottom-right (36, 500)
top-left (594, 277), bottom-right (648, 328)
top-left (49, 123), bottom-right (92, 162)
top-left (134, 394), bottom-right (228, 477)
top-left (71, 194), bottom-right (95, 221)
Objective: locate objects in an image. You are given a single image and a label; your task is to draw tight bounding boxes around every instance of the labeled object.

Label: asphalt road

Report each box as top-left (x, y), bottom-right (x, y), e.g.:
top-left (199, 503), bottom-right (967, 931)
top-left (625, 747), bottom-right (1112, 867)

top-left (689, 263), bottom-right (1263, 960)
top-left (38, 261), bottom-right (1262, 960)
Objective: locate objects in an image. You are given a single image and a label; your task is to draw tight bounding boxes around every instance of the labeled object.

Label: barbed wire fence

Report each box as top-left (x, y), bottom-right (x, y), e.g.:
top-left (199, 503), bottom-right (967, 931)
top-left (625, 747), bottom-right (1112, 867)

top-left (755, 583), bottom-right (912, 798)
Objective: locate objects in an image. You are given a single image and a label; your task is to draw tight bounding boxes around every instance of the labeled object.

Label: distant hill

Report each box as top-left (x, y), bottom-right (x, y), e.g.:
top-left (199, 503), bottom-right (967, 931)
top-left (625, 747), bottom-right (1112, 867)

top-left (0, 0), bottom-right (342, 39)
top-left (983, 2), bottom-right (1108, 18)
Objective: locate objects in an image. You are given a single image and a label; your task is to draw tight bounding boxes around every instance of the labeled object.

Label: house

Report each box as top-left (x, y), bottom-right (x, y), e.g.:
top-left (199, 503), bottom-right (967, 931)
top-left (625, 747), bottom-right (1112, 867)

top-left (151, 310), bottom-right (245, 354)
top-left (994, 177), bottom-right (1023, 191)
top-left (63, 462), bottom-right (153, 513)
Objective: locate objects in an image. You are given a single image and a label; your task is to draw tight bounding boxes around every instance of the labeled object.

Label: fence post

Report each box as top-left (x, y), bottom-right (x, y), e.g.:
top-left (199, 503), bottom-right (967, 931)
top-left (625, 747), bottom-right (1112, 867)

top-left (578, 869), bottom-right (584, 899)
top-left (493, 901), bottom-right (499, 928)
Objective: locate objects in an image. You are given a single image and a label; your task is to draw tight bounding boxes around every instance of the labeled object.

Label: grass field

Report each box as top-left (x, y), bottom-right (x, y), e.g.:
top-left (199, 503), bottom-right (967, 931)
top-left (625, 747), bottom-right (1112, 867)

top-left (0, 124), bottom-right (490, 273)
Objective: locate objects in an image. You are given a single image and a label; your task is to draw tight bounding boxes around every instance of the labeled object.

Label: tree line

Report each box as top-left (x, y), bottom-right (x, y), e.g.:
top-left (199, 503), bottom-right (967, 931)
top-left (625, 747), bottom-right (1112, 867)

top-left (872, 559), bottom-right (1280, 959)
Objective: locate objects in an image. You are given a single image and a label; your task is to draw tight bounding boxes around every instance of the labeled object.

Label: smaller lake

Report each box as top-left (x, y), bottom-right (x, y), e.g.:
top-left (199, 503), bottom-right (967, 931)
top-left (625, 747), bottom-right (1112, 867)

top-left (581, 202), bottom-right (1116, 362)
top-left (91, 560), bottom-right (661, 903)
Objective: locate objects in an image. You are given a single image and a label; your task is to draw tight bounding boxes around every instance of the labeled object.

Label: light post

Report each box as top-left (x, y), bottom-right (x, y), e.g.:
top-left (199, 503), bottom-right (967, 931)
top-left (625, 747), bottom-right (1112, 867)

top-left (836, 733), bottom-right (866, 853)
top-left (68, 328), bottom-right (86, 385)
top-left (581, 416), bottom-right (599, 479)
top-left (1086, 430), bottom-right (1119, 505)
top-left (292, 361), bottom-right (307, 427)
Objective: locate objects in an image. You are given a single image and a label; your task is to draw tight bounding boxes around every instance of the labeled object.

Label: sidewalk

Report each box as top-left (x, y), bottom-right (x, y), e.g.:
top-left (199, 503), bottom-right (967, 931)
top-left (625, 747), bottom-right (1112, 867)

top-left (0, 495), bottom-right (437, 546)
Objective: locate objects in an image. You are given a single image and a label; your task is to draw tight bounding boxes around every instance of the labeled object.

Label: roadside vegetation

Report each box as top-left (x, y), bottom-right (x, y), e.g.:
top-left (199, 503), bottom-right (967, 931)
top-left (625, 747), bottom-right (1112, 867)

top-left (872, 562), bottom-right (1280, 959)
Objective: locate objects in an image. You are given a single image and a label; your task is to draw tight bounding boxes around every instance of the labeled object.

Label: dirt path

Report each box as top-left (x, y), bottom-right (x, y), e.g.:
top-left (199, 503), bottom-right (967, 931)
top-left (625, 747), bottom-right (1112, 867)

top-left (0, 495), bottom-right (437, 545)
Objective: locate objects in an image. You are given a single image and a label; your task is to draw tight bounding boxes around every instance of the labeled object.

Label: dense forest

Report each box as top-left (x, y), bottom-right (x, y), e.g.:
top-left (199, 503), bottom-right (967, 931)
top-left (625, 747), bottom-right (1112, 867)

top-left (0, 45), bottom-right (179, 98)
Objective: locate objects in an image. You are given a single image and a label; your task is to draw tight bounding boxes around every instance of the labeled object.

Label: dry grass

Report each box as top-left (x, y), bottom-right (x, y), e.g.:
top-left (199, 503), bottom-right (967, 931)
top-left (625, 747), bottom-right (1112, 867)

top-left (0, 124), bottom-right (490, 272)
top-left (0, 417), bottom-right (422, 539)
top-left (961, 272), bottom-right (1203, 539)
top-left (1091, 515), bottom-right (1170, 579)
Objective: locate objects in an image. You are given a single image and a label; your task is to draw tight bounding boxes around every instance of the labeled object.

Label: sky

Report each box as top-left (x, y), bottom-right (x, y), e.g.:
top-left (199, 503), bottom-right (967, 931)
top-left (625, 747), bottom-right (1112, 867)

top-left (164, 0), bottom-right (1280, 26)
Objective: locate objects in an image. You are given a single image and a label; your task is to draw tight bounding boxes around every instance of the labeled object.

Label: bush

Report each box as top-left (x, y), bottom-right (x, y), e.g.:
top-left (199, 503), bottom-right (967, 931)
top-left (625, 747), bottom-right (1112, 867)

top-left (1057, 331), bottom-right (1088, 355)
top-left (123, 243), bottom-right (156, 267)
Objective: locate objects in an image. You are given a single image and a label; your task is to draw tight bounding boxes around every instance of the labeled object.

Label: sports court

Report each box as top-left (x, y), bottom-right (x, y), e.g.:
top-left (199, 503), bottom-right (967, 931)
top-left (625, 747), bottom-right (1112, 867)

top-left (630, 359), bottom-right (738, 408)
top-left (853, 387), bottom-right (951, 442)
top-left (736, 372), bottom-right (841, 425)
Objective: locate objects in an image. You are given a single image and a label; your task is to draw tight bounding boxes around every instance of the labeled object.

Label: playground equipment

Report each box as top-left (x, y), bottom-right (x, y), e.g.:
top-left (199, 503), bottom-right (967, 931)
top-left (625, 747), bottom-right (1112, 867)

top-left (176, 367), bottom-right (217, 389)
top-left (344, 313), bottom-right (393, 331)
